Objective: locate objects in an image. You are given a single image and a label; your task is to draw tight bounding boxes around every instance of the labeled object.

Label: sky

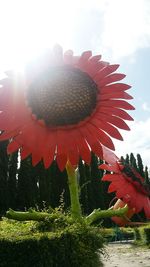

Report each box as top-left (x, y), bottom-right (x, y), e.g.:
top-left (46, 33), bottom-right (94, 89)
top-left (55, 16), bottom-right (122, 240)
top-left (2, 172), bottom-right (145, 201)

top-left (0, 0), bottom-right (150, 167)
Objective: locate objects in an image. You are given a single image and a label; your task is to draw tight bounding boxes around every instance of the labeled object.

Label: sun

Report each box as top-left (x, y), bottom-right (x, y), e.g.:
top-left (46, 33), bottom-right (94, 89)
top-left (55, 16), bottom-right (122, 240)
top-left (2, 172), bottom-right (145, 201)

top-left (0, 0), bottom-right (74, 72)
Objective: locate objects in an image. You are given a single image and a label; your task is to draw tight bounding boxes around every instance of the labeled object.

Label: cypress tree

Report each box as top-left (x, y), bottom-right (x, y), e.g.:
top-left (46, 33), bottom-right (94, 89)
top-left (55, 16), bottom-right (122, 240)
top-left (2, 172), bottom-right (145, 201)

top-left (120, 155), bottom-right (125, 164)
top-left (36, 162), bottom-right (53, 209)
top-left (79, 153), bottom-right (114, 216)
top-left (130, 153), bottom-right (138, 170)
top-left (16, 157), bottom-right (39, 210)
top-left (137, 153), bottom-right (144, 177)
top-left (90, 153), bottom-right (105, 210)
top-left (78, 159), bottom-right (89, 214)
top-left (7, 152), bottom-right (18, 209)
top-left (144, 166), bottom-right (150, 187)
top-left (38, 161), bottom-right (69, 209)
top-left (0, 141), bottom-right (9, 215)
top-left (125, 154), bottom-right (130, 164)
top-left (84, 162), bottom-right (93, 214)
top-left (50, 161), bottom-right (69, 209)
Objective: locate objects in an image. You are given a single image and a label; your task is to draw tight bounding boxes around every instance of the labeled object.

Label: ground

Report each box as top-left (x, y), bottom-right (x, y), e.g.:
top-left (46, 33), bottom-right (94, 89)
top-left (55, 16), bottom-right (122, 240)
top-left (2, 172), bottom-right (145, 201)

top-left (102, 242), bottom-right (150, 267)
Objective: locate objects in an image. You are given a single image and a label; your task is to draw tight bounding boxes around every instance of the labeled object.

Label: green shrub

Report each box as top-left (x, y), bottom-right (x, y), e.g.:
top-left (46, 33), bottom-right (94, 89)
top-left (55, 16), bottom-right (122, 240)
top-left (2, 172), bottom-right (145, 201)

top-left (144, 228), bottom-right (150, 245)
top-left (134, 228), bottom-right (141, 241)
top-left (0, 215), bottom-right (104, 267)
top-left (99, 227), bottom-right (134, 242)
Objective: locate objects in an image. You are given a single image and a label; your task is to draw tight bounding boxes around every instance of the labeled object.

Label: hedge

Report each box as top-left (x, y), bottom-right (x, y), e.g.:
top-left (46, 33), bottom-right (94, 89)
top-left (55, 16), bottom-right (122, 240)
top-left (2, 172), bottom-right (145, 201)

top-left (0, 217), bottom-right (104, 267)
top-left (143, 227), bottom-right (150, 245)
top-left (133, 224), bottom-right (150, 246)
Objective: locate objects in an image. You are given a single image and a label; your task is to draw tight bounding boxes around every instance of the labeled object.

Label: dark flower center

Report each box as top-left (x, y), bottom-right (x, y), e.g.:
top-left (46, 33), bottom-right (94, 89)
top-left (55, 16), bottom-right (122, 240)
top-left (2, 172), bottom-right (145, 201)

top-left (27, 66), bottom-right (98, 127)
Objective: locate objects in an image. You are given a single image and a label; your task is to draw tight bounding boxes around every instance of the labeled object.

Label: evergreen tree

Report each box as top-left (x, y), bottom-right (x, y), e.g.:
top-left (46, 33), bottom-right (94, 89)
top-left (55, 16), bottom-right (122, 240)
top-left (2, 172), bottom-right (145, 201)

top-left (90, 153), bottom-right (105, 210)
top-left (38, 161), bottom-right (69, 209)
top-left (129, 153), bottom-right (138, 170)
top-left (125, 154), bottom-right (130, 164)
top-left (7, 152), bottom-right (18, 209)
top-left (137, 153), bottom-right (144, 177)
top-left (78, 159), bottom-right (90, 214)
top-left (144, 166), bottom-right (150, 187)
top-left (0, 141), bottom-right (9, 215)
top-left (79, 156), bottom-right (105, 214)
top-left (16, 157), bottom-right (39, 210)
top-left (120, 156), bottom-right (125, 163)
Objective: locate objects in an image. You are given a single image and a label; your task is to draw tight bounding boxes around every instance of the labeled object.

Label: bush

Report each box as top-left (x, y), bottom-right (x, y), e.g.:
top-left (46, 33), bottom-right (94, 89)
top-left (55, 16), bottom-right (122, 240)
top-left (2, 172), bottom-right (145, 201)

top-left (0, 215), bottom-right (104, 267)
top-left (144, 228), bottom-right (150, 245)
top-left (134, 228), bottom-right (141, 241)
top-left (100, 226), bottom-right (134, 242)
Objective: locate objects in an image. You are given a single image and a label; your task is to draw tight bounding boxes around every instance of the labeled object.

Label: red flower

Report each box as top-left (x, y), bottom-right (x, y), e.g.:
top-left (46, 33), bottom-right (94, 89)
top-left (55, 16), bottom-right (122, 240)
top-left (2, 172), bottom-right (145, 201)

top-left (100, 161), bottom-right (150, 221)
top-left (0, 46), bottom-right (134, 170)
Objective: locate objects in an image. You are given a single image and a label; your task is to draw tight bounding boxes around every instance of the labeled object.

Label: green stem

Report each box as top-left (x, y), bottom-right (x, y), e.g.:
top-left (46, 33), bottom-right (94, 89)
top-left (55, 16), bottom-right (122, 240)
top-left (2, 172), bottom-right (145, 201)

top-left (86, 205), bottom-right (129, 225)
top-left (66, 161), bottom-right (82, 220)
top-left (5, 206), bottom-right (128, 223)
top-left (6, 208), bottom-right (51, 221)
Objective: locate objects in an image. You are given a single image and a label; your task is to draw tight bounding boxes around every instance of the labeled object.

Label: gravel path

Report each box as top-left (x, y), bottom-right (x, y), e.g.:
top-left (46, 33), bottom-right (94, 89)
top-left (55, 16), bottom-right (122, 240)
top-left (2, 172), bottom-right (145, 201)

top-left (102, 242), bottom-right (150, 267)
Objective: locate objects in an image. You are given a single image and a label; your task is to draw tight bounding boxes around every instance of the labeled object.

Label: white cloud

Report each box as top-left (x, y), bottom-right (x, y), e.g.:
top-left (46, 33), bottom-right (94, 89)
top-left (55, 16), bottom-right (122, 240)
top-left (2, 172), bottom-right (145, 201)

top-left (142, 102), bottom-right (150, 112)
top-left (114, 118), bottom-right (150, 168)
top-left (93, 0), bottom-right (150, 60)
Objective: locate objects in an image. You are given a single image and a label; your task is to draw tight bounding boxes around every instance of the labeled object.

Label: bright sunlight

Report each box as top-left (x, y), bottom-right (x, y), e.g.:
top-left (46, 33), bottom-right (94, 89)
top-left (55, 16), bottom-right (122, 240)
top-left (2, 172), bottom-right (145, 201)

top-left (0, 0), bottom-right (76, 71)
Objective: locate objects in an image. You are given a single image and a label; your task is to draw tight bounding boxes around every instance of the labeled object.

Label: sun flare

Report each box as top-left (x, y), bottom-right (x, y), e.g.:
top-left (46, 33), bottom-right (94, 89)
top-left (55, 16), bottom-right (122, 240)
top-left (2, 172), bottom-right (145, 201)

top-left (0, 0), bottom-right (74, 71)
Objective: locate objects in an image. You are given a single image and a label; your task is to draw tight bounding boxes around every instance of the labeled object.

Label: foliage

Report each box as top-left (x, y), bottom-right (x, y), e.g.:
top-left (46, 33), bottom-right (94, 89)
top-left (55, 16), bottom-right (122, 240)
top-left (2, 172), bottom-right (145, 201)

top-left (134, 228), bottom-right (141, 241)
top-left (0, 141), bottom-right (9, 215)
top-left (144, 227), bottom-right (150, 245)
top-left (133, 224), bottom-right (150, 246)
top-left (0, 214), bottom-right (104, 267)
top-left (99, 226), bottom-right (134, 242)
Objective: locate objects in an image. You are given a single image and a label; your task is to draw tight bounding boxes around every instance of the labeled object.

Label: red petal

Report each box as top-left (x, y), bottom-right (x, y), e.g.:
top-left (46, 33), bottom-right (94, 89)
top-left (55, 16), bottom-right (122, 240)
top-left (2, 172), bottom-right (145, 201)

top-left (97, 114), bottom-right (130, 130)
top-left (108, 183), bottom-right (117, 193)
top-left (94, 64), bottom-right (119, 82)
top-left (67, 132), bottom-right (79, 166)
top-left (97, 106), bottom-right (134, 121)
top-left (102, 174), bottom-right (120, 181)
top-left (0, 129), bottom-right (19, 141)
top-left (7, 140), bottom-right (20, 154)
top-left (90, 141), bottom-right (103, 158)
top-left (56, 154), bottom-right (68, 171)
top-left (78, 139), bottom-right (91, 164)
top-left (86, 123), bottom-right (115, 150)
top-left (79, 127), bottom-right (103, 158)
top-left (99, 73), bottom-right (126, 87)
top-left (43, 133), bottom-right (56, 169)
top-left (43, 150), bottom-right (55, 169)
top-left (89, 55), bottom-right (102, 62)
top-left (71, 129), bottom-right (91, 164)
top-left (100, 83), bottom-right (131, 94)
top-left (21, 146), bottom-right (31, 160)
top-left (77, 51), bottom-right (92, 69)
top-left (88, 61), bottom-right (109, 77)
top-left (93, 117), bottom-right (123, 140)
top-left (102, 146), bottom-right (119, 164)
top-left (100, 99), bottom-right (135, 110)
top-left (100, 91), bottom-right (133, 100)
top-left (99, 163), bottom-right (119, 172)
top-left (80, 51), bottom-right (92, 61)
top-left (32, 152), bottom-right (42, 166)
top-left (0, 112), bottom-right (14, 130)
top-left (68, 147), bottom-right (79, 167)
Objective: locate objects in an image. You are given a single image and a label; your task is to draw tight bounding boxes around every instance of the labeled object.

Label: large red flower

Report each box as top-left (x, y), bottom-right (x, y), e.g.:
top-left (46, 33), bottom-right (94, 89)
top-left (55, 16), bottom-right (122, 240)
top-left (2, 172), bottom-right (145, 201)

top-left (100, 161), bottom-right (150, 219)
top-left (0, 46), bottom-right (134, 170)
